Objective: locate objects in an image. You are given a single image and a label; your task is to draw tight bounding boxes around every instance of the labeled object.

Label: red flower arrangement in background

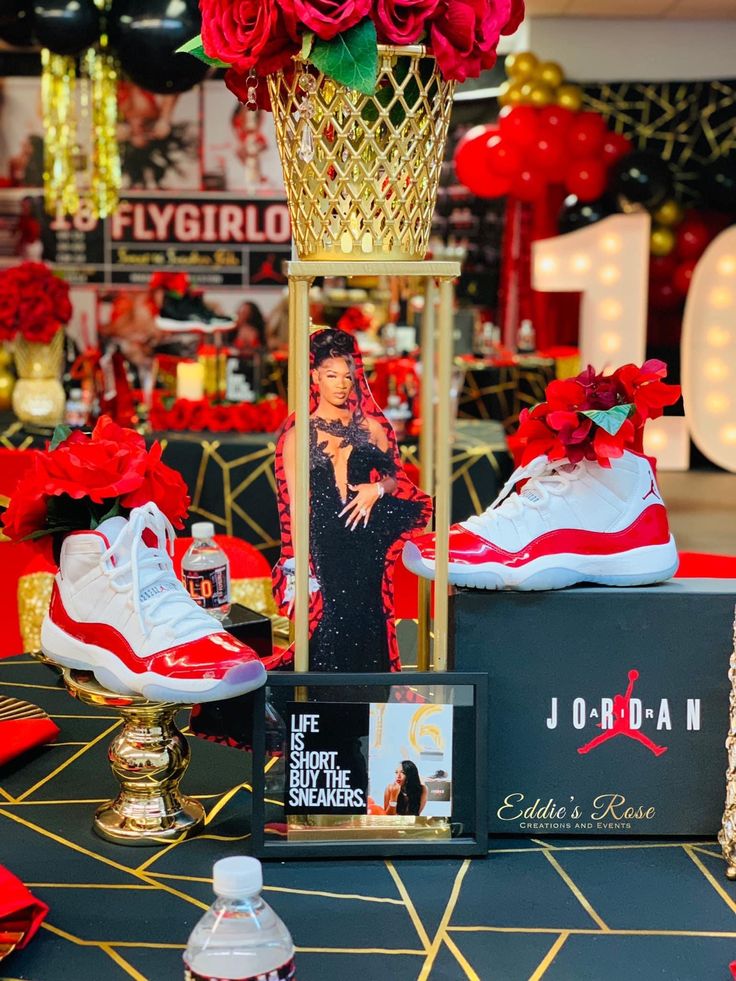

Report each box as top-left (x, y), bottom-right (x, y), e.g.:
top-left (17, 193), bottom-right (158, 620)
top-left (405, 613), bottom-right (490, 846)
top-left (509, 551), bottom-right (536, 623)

top-left (149, 394), bottom-right (288, 434)
top-left (337, 305), bottom-right (373, 334)
top-left (0, 262), bottom-right (72, 345)
top-left (1, 416), bottom-right (190, 543)
top-left (510, 360), bottom-right (680, 468)
top-left (148, 271), bottom-right (190, 296)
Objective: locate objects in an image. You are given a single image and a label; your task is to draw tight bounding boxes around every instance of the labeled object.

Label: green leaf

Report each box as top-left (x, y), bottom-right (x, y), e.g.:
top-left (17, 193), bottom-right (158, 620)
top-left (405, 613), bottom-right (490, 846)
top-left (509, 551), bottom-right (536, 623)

top-left (176, 34), bottom-right (232, 68)
top-left (310, 20), bottom-right (378, 96)
top-left (91, 499), bottom-right (121, 530)
top-left (300, 31), bottom-right (314, 61)
top-left (49, 424), bottom-right (72, 450)
top-left (581, 404), bottom-right (635, 435)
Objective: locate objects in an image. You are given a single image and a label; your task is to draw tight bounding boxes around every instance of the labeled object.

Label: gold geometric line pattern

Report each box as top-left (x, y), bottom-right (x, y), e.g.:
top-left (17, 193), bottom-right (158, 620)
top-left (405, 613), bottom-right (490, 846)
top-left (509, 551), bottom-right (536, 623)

top-left (417, 859), bottom-right (471, 980)
top-left (683, 844), bottom-right (736, 916)
top-left (541, 849), bottom-right (610, 931)
top-left (529, 931), bottom-right (571, 981)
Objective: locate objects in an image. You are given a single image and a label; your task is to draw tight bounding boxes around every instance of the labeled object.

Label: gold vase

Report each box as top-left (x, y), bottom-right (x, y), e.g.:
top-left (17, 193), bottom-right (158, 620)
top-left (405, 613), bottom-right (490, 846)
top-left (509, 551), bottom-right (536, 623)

top-left (0, 344), bottom-right (15, 411)
top-left (268, 46), bottom-right (455, 261)
top-left (12, 330), bottom-right (66, 427)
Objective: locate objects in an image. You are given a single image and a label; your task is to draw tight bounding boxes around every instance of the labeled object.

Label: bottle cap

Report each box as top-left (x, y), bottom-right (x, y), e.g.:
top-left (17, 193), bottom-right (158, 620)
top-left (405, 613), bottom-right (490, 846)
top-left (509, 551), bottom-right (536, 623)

top-left (213, 856), bottom-right (262, 898)
top-left (191, 521), bottom-right (215, 540)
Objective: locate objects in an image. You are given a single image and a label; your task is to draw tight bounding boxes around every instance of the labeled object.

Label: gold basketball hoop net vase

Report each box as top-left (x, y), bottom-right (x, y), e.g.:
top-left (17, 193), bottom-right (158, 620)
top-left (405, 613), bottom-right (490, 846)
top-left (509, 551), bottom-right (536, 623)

top-left (268, 46), bottom-right (455, 261)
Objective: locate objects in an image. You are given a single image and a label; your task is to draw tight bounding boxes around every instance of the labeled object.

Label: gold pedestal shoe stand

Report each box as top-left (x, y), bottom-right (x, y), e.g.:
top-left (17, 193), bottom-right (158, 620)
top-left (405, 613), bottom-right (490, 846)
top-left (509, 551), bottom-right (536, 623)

top-left (61, 668), bottom-right (205, 846)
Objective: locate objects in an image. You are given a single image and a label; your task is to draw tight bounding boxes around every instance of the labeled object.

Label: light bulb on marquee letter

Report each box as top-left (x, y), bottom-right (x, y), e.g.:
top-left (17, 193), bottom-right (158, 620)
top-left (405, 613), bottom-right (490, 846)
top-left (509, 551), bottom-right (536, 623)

top-left (682, 228), bottom-right (736, 473)
top-left (533, 213), bottom-right (650, 368)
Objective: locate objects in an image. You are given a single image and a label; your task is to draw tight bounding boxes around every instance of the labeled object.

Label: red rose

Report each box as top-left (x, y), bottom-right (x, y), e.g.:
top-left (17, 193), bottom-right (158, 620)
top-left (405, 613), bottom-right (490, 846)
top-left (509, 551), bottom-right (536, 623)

top-left (41, 426), bottom-right (148, 504)
top-left (1, 458), bottom-right (50, 542)
top-left (186, 400), bottom-right (210, 432)
top-left (200, 0), bottom-right (298, 74)
top-left (208, 404), bottom-right (236, 431)
top-left (429, 0), bottom-right (512, 82)
top-left (374, 0), bottom-right (440, 43)
top-left (119, 442), bottom-right (190, 529)
top-left (501, 0), bottom-right (524, 36)
top-left (280, 0), bottom-right (372, 41)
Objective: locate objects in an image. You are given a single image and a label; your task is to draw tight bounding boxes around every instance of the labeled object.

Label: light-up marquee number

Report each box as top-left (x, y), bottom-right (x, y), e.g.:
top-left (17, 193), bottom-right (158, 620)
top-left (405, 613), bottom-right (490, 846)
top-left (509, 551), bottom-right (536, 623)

top-left (533, 215), bottom-right (736, 473)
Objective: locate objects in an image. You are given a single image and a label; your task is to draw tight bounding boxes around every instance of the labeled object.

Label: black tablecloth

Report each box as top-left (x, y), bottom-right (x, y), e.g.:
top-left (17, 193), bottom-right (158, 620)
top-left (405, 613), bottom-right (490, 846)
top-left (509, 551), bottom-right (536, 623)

top-left (0, 419), bottom-right (511, 566)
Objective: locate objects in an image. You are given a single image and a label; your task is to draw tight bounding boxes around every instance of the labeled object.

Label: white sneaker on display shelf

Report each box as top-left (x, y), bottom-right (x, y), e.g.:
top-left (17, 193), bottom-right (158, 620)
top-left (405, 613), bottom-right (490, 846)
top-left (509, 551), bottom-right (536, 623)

top-left (403, 450), bottom-right (679, 591)
top-left (41, 502), bottom-right (266, 701)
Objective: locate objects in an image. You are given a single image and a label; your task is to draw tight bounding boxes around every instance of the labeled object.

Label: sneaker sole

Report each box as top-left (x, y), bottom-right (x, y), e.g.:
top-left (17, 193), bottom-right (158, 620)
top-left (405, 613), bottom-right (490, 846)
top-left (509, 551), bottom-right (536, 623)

top-left (402, 537), bottom-right (680, 591)
top-left (155, 316), bottom-right (235, 334)
top-left (41, 617), bottom-right (266, 703)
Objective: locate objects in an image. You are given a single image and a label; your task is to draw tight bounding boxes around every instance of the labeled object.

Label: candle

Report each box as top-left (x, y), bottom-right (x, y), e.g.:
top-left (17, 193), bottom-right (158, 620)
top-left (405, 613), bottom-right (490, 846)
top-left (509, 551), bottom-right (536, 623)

top-left (176, 361), bottom-right (205, 401)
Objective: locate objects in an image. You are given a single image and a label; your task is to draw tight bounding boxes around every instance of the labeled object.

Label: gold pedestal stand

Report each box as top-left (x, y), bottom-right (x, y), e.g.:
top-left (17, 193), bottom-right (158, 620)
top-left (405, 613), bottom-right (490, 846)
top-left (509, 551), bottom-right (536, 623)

top-left (287, 260), bottom-right (460, 672)
top-left (62, 669), bottom-right (205, 846)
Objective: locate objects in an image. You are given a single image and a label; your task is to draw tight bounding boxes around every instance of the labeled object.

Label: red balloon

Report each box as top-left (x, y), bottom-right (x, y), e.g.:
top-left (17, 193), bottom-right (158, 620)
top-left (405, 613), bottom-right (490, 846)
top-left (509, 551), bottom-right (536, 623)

top-left (677, 214), bottom-right (712, 259)
top-left (568, 111), bottom-right (606, 158)
top-left (649, 279), bottom-right (682, 312)
top-left (673, 258), bottom-right (697, 297)
top-left (602, 131), bottom-right (633, 165)
top-left (498, 105), bottom-right (539, 148)
top-left (453, 125), bottom-right (494, 190)
top-left (649, 254), bottom-right (678, 282)
top-left (530, 131), bottom-right (565, 173)
top-left (511, 167), bottom-right (546, 202)
top-left (565, 158), bottom-right (607, 202)
top-left (485, 132), bottom-right (521, 178)
top-left (538, 105), bottom-right (573, 135)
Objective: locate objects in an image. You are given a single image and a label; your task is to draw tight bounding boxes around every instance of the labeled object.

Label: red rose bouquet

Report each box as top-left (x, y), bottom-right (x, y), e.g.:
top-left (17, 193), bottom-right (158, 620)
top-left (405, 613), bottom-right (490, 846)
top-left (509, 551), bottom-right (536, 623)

top-left (510, 360), bottom-right (681, 469)
top-left (183, 0), bottom-right (525, 94)
top-left (337, 305), bottom-right (373, 334)
top-left (0, 262), bottom-right (72, 346)
top-left (1, 416), bottom-right (190, 543)
top-left (148, 394), bottom-right (288, 434)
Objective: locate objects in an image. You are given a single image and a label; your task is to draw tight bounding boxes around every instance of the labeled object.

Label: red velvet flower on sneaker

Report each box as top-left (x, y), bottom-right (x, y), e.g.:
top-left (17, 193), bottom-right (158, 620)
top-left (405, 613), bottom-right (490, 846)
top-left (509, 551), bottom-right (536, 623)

top-left (511, 361), bottom-right (680, 469)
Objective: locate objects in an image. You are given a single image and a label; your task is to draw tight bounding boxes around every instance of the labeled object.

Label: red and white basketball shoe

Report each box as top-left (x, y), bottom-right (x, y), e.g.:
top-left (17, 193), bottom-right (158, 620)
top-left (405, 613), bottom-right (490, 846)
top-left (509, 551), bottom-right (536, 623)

top-left (403, 451), bottom-right (679, 590)
top-left (41, 502), bottom-right (266, 701)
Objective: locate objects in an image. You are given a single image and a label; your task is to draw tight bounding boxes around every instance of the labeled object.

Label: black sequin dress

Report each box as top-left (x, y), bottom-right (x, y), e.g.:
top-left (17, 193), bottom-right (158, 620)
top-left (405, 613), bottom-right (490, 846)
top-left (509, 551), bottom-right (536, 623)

top-left (308, 417), bottom-right (425, 673)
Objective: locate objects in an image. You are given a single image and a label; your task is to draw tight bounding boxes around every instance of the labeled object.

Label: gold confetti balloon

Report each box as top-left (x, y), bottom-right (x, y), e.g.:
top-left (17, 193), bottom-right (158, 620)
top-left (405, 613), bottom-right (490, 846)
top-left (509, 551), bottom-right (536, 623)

top-left (650, 226), bottom-right (677, 257)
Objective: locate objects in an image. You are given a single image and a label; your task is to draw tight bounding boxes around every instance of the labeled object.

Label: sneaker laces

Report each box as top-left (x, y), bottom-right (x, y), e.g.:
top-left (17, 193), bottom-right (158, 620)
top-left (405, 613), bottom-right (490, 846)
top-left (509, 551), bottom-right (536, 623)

top-left (462, 455), bottom-right (582, 538)
top-left (102, 503), bottom-right (217, 642)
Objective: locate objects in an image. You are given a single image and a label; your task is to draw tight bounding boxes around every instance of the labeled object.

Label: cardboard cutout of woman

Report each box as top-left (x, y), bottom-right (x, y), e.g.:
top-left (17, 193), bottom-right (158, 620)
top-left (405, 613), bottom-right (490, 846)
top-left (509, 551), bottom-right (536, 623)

top-left (273, 328), bottom-right (431, 673)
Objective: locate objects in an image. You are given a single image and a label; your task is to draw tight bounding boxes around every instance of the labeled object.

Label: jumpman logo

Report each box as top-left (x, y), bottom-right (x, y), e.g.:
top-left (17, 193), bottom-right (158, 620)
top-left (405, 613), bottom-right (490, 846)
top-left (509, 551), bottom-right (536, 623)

top-left (577, 670), bottom-right (668, 757)
top-left (642, 476), bottom-right (660, 502)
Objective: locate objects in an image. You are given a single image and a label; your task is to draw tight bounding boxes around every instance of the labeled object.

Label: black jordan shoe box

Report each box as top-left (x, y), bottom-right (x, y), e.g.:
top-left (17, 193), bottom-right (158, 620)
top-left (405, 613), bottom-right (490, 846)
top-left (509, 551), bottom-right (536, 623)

top-left (222, 602), bottom-right (272, 660)
top-left (451, 579), bottom-right (736, 835)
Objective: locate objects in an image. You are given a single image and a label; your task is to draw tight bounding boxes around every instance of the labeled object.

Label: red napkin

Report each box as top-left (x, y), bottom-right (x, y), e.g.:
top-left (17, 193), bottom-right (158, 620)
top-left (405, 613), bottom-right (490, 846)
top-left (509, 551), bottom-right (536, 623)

top-left (0, 866), bottom-right (49, 960)
top-left (0, 717), bottom-right (61, 768)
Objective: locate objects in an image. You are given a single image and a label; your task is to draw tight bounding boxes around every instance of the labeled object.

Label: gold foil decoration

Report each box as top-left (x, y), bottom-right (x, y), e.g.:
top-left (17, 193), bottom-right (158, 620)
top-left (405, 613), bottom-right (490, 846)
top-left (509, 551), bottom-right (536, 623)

top-left (18, 572), bottom-right (55, 654)
top-left (41, 48), bottom-right (79, 217)
top-left (40, 2), bottom-right (120, 218)
top-left (268, 46), bottom-right (455, 261)
top-left (231, 576), bottom-right (277, 618)
top-left (719, 609), bottom-right (736, 878)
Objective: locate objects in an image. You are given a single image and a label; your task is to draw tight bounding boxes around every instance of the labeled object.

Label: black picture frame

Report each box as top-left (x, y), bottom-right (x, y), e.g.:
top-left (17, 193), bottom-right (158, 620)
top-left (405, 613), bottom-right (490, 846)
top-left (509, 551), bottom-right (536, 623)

top-left (251, 671), bottom-right (488, 858)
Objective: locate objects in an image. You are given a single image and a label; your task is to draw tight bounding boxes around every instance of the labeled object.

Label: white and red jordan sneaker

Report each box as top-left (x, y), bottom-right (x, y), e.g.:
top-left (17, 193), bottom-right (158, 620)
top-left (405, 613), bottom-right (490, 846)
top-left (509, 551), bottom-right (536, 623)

top-left (403, 450), bottom-right (679, 590)
top-left (41, 502), bottom-right (266, 701)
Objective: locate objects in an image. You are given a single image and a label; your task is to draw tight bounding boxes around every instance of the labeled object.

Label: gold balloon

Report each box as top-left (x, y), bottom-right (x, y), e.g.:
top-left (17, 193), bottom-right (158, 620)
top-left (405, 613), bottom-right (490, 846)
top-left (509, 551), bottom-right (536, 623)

top-left (526, 82), bottom-right (555, 107)
top-left (653, 199), bottom-right (684, 227)
top-left (506, 51), bottom-right (539, 82)
top-left (537, 61), bottom-right (565, 89)
top-left (557, 84), bottom-right (583, 112)
top-left (650, 226), bottom-right (676, 257)
top-left (498, 79), bottom-right (525, 107)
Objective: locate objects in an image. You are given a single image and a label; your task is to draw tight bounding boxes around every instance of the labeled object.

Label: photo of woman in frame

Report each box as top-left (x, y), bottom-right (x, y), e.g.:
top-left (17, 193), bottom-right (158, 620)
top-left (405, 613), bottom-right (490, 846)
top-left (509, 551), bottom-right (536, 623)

top-left (273, 328), bottom-right (431, 673)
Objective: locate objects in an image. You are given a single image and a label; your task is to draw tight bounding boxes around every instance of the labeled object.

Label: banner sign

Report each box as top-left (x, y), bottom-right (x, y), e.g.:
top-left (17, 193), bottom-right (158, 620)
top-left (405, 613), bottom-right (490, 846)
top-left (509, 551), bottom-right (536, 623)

top-left (31, 193), bottom-right (291, 288)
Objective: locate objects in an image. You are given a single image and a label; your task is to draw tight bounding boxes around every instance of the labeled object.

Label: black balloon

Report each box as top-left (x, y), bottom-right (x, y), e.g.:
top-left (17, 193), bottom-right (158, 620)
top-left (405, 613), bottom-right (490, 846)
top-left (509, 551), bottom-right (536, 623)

top-left (701, 156), bottom-right (736, 213)
top-left (108, 0), bottom-right (208, 94)
top-left (609, 151), bottom-right (673, 210)
top-left (558, 194), bottom-right (617, 235)
top-left (33, 0), bottom-right (101, 54)
top-left (0, 0), bottom-right (35, 46)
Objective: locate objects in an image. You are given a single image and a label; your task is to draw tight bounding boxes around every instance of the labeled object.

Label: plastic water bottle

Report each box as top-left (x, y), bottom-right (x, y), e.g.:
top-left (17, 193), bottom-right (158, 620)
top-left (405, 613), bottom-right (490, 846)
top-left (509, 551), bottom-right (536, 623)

top-left (183, 857), bottom-right (295, 980)
top-left (182, 522), bottom-right (231, 620)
